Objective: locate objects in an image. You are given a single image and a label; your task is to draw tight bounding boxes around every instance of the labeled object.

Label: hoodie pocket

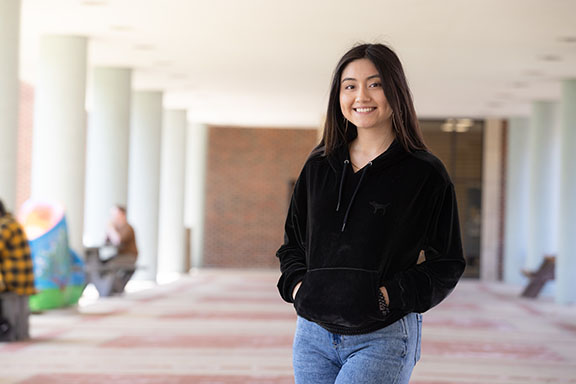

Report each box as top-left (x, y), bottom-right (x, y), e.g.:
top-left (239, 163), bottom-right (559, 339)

top-left (294, 268), bottom-right (384, 328)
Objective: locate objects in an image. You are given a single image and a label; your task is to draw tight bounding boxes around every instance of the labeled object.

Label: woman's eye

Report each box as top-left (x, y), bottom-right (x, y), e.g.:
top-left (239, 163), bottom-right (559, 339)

top-left (369, 82), bottom-right (382, 88)
top-left (343, 84), bottom-right (355, 90)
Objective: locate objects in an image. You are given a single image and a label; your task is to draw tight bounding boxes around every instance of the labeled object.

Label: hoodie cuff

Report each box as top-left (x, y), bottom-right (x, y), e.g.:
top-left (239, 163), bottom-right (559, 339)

top-left (278, 269), bottom-right (307, 303)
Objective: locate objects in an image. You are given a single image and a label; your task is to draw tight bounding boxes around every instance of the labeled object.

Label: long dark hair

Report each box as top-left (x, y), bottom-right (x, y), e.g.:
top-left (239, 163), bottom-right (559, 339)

top-left (318, 43), bottom-right (427, 156)
top-left (0, 199), bottom-right (6, 217)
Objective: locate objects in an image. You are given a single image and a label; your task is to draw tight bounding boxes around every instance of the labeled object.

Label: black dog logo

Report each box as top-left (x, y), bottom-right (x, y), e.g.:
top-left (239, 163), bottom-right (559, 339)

top-left (369, 201), bottom-right (390, 215)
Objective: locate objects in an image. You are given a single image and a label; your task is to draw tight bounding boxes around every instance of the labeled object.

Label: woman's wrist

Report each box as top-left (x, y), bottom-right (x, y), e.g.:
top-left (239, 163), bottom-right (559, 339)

top-left (379, 286), bottom-right (390, 305)
top-left (292, 281), bottom-right (302, 301)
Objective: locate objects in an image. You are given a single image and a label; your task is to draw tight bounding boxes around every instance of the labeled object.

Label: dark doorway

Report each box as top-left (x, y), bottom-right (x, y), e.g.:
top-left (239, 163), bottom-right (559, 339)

top-left (421, 119), bottom-right (483, 278)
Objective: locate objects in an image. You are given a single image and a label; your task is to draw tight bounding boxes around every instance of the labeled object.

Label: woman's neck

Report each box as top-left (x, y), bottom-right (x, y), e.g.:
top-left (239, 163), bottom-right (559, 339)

top-left (350, 126), bottom-right (395, 159)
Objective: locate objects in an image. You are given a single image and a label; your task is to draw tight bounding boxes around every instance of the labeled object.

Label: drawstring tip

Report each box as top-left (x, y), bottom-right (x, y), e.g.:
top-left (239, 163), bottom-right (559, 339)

top-left (336, 203), bottom-right (340, 212)
top-left (341, 222), bottom-right (346, 232)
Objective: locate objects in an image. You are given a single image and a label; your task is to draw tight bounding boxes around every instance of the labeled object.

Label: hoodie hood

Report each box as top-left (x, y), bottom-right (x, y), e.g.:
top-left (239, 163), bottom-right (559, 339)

top-left (327, 138), bottom-right (409, 174)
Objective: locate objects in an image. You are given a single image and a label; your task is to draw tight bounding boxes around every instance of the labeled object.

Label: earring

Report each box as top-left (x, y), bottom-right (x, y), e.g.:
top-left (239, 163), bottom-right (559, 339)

top-left (344, 118), bottom-right (349, 134)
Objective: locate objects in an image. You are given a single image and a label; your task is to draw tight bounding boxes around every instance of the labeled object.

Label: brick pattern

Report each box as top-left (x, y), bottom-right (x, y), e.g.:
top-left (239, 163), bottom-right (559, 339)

top-left (16, 82), bottom-right (34, 212)
top-left (203, 126), bottom-right (318, 268)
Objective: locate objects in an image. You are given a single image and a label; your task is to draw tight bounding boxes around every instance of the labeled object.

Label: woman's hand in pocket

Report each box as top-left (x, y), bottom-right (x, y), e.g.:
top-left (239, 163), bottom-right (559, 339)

top-left (379, 286), bottom-right (390, 305)
top-left (293, 281), bottom-right (302, 301)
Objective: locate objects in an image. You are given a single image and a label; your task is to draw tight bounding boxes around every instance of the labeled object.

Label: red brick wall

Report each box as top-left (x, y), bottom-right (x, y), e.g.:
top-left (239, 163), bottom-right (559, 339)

top-left (204, 126), bottom-right (318, 268)
top-left (16, 82), bottom-right (34, 212)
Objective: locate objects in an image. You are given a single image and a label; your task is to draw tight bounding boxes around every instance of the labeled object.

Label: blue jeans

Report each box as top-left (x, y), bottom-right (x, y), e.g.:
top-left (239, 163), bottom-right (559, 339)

top-left (293, 313), bottom-right (422, 384)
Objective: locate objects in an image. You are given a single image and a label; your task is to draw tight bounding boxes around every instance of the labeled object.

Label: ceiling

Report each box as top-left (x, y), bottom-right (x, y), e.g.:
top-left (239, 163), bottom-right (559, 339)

top-left (18, 0), bottom-right (576, 128)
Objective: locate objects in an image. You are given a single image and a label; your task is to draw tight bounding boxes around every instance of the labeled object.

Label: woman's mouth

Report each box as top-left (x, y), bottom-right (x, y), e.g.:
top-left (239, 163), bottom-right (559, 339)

top-left (354, 107), bottom-right (376, 113)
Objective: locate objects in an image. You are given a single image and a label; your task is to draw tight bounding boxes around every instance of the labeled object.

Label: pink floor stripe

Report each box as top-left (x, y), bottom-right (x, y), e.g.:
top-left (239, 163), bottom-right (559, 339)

top-left (18, 374), bottom-right (293, 384)
top-left (100, 333), bottom-right (563, 362)
top-left (422, 340), bottom-right (564, 361)
top-left (162, 311), bottom-right (296, 321)
top-left (198, 296), bottom-right (285, 304)
top-left (101, 334), bottom-right (294, 349)
top-left (161, 312), bottom-right (510, 329)
top-left (557, 322), bottom-right (576, 334)
top-left (422, 317), bottom-right (515, 330)
top-left (432, 302), bottom-right (482, 311)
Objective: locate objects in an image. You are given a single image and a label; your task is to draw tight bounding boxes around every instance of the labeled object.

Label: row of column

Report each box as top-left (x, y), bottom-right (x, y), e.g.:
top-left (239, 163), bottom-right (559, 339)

top-left (0, 3), bottom-right (205, 281)
top-left (0, 0), bottom-right (20, 209)
top-left (504, 81), bottom-right (576, 304)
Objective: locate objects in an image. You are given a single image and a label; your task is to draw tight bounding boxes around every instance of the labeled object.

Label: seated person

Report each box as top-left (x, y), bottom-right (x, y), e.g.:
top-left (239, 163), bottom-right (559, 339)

top-left (95, 205), bottom-right (138, 295)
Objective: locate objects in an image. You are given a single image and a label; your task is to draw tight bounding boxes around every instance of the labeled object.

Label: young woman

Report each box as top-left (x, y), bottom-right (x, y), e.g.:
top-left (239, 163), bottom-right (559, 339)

top-left (276, 43), bottom-right (466, 383)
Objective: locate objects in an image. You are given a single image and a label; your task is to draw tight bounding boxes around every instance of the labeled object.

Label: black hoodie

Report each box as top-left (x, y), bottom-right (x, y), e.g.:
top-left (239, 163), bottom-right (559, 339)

top-left (276, 139), bottom-right (466, 335)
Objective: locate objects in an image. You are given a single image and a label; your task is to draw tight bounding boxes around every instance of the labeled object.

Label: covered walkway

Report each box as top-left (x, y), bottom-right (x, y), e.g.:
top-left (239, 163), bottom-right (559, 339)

top-left (1, 269), bottom-right (575, 383)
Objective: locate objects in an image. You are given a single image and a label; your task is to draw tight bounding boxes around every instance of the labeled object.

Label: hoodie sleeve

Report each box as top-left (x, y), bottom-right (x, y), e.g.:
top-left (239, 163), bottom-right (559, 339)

top-left (276, 165), bottom-right (308, 303)
top-left (383, 181), bottom-right (466, 313)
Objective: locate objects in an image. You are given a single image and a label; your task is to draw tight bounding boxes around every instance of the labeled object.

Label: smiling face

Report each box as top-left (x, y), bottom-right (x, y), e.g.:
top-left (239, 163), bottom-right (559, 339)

top-left (339, 58), bottom-right (393, 131)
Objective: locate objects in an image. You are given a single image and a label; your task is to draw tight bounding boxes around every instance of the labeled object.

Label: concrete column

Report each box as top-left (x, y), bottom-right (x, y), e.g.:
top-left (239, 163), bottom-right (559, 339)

top-left (184, 123), bottom-right (208, 268)
top-left (503, 117), bottom-right (530, 285)
top-left (480, 119), bottom-right (504, 281)
top-left (557, 79), bottom-right (576, 304)
top-left (526, 101), bottom-right (560, 271)
top-left (30, 36), bottom-right (88, 252)
top-left (0, 0), bottom-right (21, 211)
top-left (84, 67), bottom-right (132, 246)
top-left (157, 110), bottom-right (187, 275)
top-left (127, 91), bottom-right (163, 280)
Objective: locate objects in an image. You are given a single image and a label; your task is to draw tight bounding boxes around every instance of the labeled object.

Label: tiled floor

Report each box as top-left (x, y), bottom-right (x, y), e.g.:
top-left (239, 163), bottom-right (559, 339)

top-left (1, 269), bottom-right (575, 383)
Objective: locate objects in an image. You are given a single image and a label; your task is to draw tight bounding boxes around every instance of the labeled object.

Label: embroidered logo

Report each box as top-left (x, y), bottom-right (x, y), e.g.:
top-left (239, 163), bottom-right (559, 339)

top-left (369, 201), bottom-right (390, 216)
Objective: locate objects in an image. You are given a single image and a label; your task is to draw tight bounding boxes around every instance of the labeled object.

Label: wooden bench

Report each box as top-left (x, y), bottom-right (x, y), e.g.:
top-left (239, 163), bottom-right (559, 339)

top-left (521, 255), bottom-right (555, 298)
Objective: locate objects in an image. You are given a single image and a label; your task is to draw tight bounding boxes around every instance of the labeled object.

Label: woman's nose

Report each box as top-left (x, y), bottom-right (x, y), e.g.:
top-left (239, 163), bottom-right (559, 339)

top-left (355, 86), bottom-right (370, 102)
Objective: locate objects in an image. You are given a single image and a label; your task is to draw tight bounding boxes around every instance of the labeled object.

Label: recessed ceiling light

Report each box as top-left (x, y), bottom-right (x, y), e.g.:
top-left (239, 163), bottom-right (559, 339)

top-left (558, 36), bottom-right (576, 43)
top-left (110, 25), bottom-right (132, 32)
top-left (441, 118), bottom-right (468, 133)
top-left (512, 81), bottom-right (528, 89)
top-left (539, 54), bottom-right (562, 62)
top-left (455, 125), bottom-right (469, 133)
top-left (455, 119), bottom-right (472, 132)
top-left (81, 0), bottom-right (107, 6)
top-left (440, 119), bottom-right (456, 132)
top-left (496, 92), bottom-right (513, 99)
top-left (487, 101), bottom-right (502, 108)
top-left (524, 70), bottom-right (543, 77)
top-left (134, 44), bottom-right (155, 51)
top-left (441, 122), bottom-right (453, 132)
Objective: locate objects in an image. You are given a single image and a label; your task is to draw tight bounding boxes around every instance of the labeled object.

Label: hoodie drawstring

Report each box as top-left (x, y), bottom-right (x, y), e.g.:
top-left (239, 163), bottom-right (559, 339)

top-left (336, 160), bottom-right (349, 212)
top-left (336, 160), bottom-right (372, 232)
